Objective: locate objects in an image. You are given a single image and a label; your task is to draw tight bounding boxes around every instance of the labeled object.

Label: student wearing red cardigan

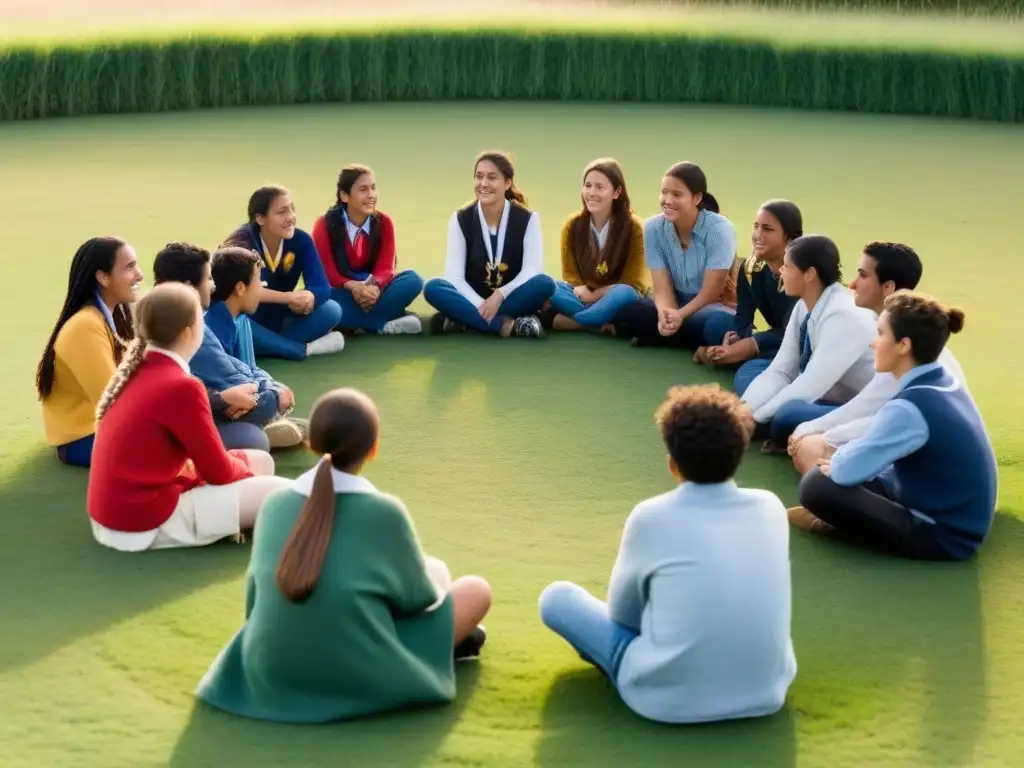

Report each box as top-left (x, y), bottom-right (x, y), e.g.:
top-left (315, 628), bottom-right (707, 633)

top-left (87, 283), bottom-right (292, 552)
top-left (311, 165), bottom-right (424, 335)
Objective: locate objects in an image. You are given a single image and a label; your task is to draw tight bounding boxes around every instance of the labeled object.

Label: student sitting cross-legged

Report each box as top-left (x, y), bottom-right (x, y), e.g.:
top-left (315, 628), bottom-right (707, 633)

top-left (311, 164), bottom-right (424, 335)
top-left (787, 242), bottom-right (967, 475)
top-left (87, 283), bottom-right (291, 552)
top-left (789, 291), bottom-right (997, 561)
top-left (153, 242), bottom-right (307, 453)
top-left (693, 200), bottom-right (802, 395)
top-left (424, 151), bottom-right (555, 339)
top-left (196, 387), bottom-right (492, 724)
top-left (540, 158), bottom-right (649, 333)
top-left (741, 235), bottom-right (876, 451)
top-left (614, 162), bottom-right (739, 349)
top-left (539, 384), bottom-right (797, 725)
top-left (222, 185), bottom-right (344, 361)
top-left (37, 236), bottom-right (143, 468)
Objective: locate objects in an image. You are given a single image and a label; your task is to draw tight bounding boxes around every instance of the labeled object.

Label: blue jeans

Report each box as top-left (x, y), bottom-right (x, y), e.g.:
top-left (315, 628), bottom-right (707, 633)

top-left (769, 399), bottom-right (841, 442)
top-left (700, 310), bottom-right (737, 348)
top-left (214, 392), bottom-right (280, 452)
top-left (331, 270), bottom-right (424, 332)
top-left (734, 357), bottom-right (773, 397)
top-left (56, 433), bottom-right (95, 468)
top-left (539, 581), bottom-right (638, 682)
top-left (250, 300), bottom-right (343, 361)
top-left (549, 282), bottom-right (641, 329)
top-left (423, 274), bottom-right (556, 333)
top-left (614, 297), bottom-right (736, 349)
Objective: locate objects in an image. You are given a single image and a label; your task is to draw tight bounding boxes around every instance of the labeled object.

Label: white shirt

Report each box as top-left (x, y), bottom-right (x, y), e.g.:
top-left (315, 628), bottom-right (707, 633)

top-left (610, 482), bottom-right (797, 723)
top-left (792, 346), bottom-right (967, 447)
top-left (89, 347), bottom-right (193, 552)
top-left (443, 199), bottom-right (544, 305)
top-left (741, 283), bottom-right (877, 423)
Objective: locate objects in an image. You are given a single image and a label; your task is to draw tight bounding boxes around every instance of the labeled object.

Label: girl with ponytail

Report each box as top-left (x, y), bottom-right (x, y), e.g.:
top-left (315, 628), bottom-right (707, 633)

top-left (37, 236), bottom-right (142, 467)
top-left (197, 387), bottom-right (493, 724)
top-left (87, 283), bottom-right (290, 552)
top-left (424, 151), bottom-right (555, 339)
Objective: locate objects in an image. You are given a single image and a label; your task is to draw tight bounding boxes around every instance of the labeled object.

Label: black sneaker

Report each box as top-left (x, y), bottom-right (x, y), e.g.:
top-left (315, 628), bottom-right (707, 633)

top-left (454, 625), bottom-right (487, 660)
top-left (511, 315), bottom-right (545, 338)
top-left (538, 305), bottom-right (559, 331)
top-left (429, 312), bottom-right (465, 335)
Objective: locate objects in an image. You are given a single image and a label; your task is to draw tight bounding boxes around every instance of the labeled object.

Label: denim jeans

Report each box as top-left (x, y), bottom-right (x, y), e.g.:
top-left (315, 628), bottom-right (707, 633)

top-left (214, 391), bottom-right (280, 452)
top-left (331, 270), bottom-right (424, 332)
top-left (539, 581), bottom-right (638, 682)
top-left (769, 400), bottom-right (840, 442)
top-left (56, 433), bottom-right (95, 468)
top-left (614, 297), bottom-right (736, 349)
top-left (549, 282), bottom-right (641, 329)
top-left (700, 310), bottom-right (737, 348)
top-left (423, 274), bottom-right (556, 333)
top-left (250, 299), bottom-right (343, 361)
top-left (734, 358), bottom-right (773, 397)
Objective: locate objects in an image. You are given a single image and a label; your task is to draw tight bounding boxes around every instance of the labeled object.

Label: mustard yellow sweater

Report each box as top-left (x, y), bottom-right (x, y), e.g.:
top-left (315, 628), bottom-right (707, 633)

top-left (559, 213), bottom-right (649, 294)
top-left (41, 306), bottom-right (118, 446)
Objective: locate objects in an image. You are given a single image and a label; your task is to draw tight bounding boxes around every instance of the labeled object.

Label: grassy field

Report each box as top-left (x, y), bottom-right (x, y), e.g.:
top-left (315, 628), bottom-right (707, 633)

top-left (2, 0), bottom-right (1024, 54)
top-left (0, 102), bottom-right (1022, 767)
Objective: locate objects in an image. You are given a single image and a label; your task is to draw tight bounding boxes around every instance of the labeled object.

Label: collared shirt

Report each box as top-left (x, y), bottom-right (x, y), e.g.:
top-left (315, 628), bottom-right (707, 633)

top-left (344, 209), bottom-right (373, 244)
top-left (147, 346), bottom-right (191, 374)
top-left (643, 209), bottom-right (737, 300)
top-left (591, 219), bottom-right (610, 250)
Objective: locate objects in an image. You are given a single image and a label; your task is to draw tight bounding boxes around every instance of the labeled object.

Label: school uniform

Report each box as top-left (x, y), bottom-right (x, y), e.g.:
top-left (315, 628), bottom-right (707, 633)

top-left (741, 282), bottom-right (876, 442)
top-left (311, 208), bottom-right (424, 332)
top-left (539, 480), bottom-right (796, 724)
top-left (230, 222), bottom-right (343, 361)
top-left (87, 349), bottom-right (255, 551)
top-left (196, 464), bottom-right (457, 723)
top-left (423, 200), bottom-right (556, 333)
top-left (41, 296), bottom-right (122, 468)
top-left (615, 210), bottom-right (739, 348)
top-left (549, 212), bottom-right (649, 329)
top-left (798, 362), bottom-right (997, 560)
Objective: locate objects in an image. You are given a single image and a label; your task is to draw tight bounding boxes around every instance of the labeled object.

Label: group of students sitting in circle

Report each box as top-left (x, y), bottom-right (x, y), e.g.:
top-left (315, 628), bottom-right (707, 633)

top-left (33, 150), bottom-right (998, 725)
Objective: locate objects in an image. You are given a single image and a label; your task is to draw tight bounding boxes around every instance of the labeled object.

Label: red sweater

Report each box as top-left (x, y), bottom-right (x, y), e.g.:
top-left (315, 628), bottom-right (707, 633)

top-left (311, 212), bottom-right (397, 288)
top-left (87, 352), bottom-right (254, 533)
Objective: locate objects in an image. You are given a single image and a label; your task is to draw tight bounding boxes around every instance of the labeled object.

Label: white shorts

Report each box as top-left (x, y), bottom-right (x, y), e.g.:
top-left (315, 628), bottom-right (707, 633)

top-left (424, 555), bottom-right (451, 612)
top-left (90, 483), bottom-right (243, 552)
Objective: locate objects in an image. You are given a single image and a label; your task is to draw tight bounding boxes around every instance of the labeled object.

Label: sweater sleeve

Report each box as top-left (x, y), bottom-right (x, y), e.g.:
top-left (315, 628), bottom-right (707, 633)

top-left (371, 215), bottom-right (397, 287)
top-left (741, 306), bottom-right (803, 420)
top-left (168, 378), bottom-right (253, 486)
top-left (311, 216), bottom-right (347, 289)
top-left (498, 212), bottom-right (543, 297)
top-left (620, 217), bottom-right (650, 294)
top-left (443, 211), bottom-right (485, 305)
top-left (296, 231), bottom-right (332, 306)
top-left (375, 498), bottom-right (444, 617)
top-left (57, 317), bottom-right (118, 411)
top-left (560, 217), bottom-right (582, 286)
top-left (606, 505), bottom-right (647, 631)
top-left (732, 266), bottom-right (755, 338)
top-left (792, 373), bottom-right (896, 441)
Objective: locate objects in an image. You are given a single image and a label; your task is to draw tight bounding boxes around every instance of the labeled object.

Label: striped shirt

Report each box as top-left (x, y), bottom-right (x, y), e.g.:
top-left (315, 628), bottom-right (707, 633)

top-left (644, 210), bottom-right (737, 299)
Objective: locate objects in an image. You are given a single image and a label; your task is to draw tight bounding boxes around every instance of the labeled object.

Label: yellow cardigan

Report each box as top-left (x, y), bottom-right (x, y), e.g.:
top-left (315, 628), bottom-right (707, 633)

top-left (559, 213), bottom-right (650, 294)
top-left (41, 306), bottom-right (119, 446)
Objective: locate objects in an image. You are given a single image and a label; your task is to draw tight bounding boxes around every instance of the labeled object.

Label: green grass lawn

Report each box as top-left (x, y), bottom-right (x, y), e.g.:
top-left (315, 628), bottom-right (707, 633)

top-left (1, 102), bottom-right (1022, 767)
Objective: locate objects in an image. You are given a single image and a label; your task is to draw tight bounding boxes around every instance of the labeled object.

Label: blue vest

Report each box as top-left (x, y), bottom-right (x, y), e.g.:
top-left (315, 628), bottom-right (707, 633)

top-left (893, 366), bottom-right (997, 560)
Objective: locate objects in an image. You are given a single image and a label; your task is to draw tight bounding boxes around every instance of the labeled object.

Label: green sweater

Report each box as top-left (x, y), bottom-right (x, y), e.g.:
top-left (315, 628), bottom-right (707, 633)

top-left (196, 467), bottom-right (456, 723)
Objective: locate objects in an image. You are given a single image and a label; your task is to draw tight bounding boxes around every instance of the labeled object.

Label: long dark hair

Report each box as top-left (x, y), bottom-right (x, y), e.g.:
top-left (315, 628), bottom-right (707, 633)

top-left (222, 184), bottom-right (290, 249)
top-left (665, 161), bottom-right (720, 214)
top-left (475, 151), bottom-right (527, 206)
top-left (324, 165), bottom-right (382, 279)
top-left (37, 237), bottom-right (135, 400)
top-left (276, 388), bottom-right (380, 604)
top-left (746, 199), bottom-right (803, 276)
top-left (571, 158), bottom-right (635, 285)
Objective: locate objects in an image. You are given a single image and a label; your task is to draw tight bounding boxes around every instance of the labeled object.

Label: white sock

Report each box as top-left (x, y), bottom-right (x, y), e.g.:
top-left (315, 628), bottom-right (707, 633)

top-left (305, 331), bottom-right (346, 356)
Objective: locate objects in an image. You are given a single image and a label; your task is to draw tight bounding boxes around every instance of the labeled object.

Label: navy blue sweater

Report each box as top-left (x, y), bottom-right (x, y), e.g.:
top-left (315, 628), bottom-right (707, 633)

top-left (732, 259), bottom-right (798, 355)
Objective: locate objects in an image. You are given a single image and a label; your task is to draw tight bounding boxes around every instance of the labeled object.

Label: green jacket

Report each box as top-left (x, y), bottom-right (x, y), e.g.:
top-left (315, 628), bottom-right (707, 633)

top-left (196, 466), bottom-right (456, 723)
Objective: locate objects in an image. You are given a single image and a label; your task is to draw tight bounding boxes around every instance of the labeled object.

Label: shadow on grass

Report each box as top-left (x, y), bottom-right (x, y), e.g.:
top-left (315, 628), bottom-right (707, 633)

top-left (168, 663), bottom-right (482, 767)
top-left (534, 669), bottom-right (796, 768)
top-left (0, 450), bottom-right (251, 672)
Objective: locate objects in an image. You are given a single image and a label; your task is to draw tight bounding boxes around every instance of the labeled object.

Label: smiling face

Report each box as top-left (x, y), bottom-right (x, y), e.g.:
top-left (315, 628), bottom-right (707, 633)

top-left (659, 175), bottom-right (701, 224)
top-left (751, 208), bottom-right (788, 262)
top-left (474, 159), bottom-right (511, 206)
top-left (582, 169), bottom-right (620, 219)
top-left (255, 193), bottom-right (297, 240)
top-left (96, 244), bottom-right (144, 305)
top-left (341, 172), bottom-right (377, 221)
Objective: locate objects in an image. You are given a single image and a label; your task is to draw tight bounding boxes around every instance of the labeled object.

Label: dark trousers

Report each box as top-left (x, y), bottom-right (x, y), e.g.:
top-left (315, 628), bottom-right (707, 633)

top-left (798, 468), bottom-right (954, 560)
top-left (614, 297), bottom-right (735, 350)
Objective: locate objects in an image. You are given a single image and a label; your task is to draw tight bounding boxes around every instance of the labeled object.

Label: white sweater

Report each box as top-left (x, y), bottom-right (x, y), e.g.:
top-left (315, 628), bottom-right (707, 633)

top-left (742, 283), bottom-right (877, 423)
top-left (792, 346), bottom-right (967, 447)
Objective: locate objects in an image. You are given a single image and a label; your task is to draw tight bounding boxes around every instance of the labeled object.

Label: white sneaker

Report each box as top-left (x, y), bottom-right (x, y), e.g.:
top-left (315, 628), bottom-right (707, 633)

top-left (305, 331), bottom-right (345, 356)
top-left (379, 315), bottom-right (422, 335)
top-left (264, 419), bottom-right (304, 450)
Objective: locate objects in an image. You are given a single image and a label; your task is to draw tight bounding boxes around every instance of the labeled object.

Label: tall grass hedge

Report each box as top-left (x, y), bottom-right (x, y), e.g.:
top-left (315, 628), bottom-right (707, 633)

top-left (650, 0), bottom-right (1024, 13)
top-left (1, 29), bottom-right (1021, 123)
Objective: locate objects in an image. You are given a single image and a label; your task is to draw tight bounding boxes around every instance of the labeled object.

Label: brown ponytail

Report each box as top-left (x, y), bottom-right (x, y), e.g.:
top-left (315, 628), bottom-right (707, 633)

top-left (96, 338), bottom-right (148, 421)
top-left (275, 458), bottom-right (337, 603)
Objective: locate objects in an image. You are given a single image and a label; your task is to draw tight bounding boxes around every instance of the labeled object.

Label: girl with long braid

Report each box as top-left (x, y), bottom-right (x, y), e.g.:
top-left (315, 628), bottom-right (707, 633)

top-left (37, 237), bottom-right (142, 468)
top-left (87, 283), bottom-right (291, 552)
